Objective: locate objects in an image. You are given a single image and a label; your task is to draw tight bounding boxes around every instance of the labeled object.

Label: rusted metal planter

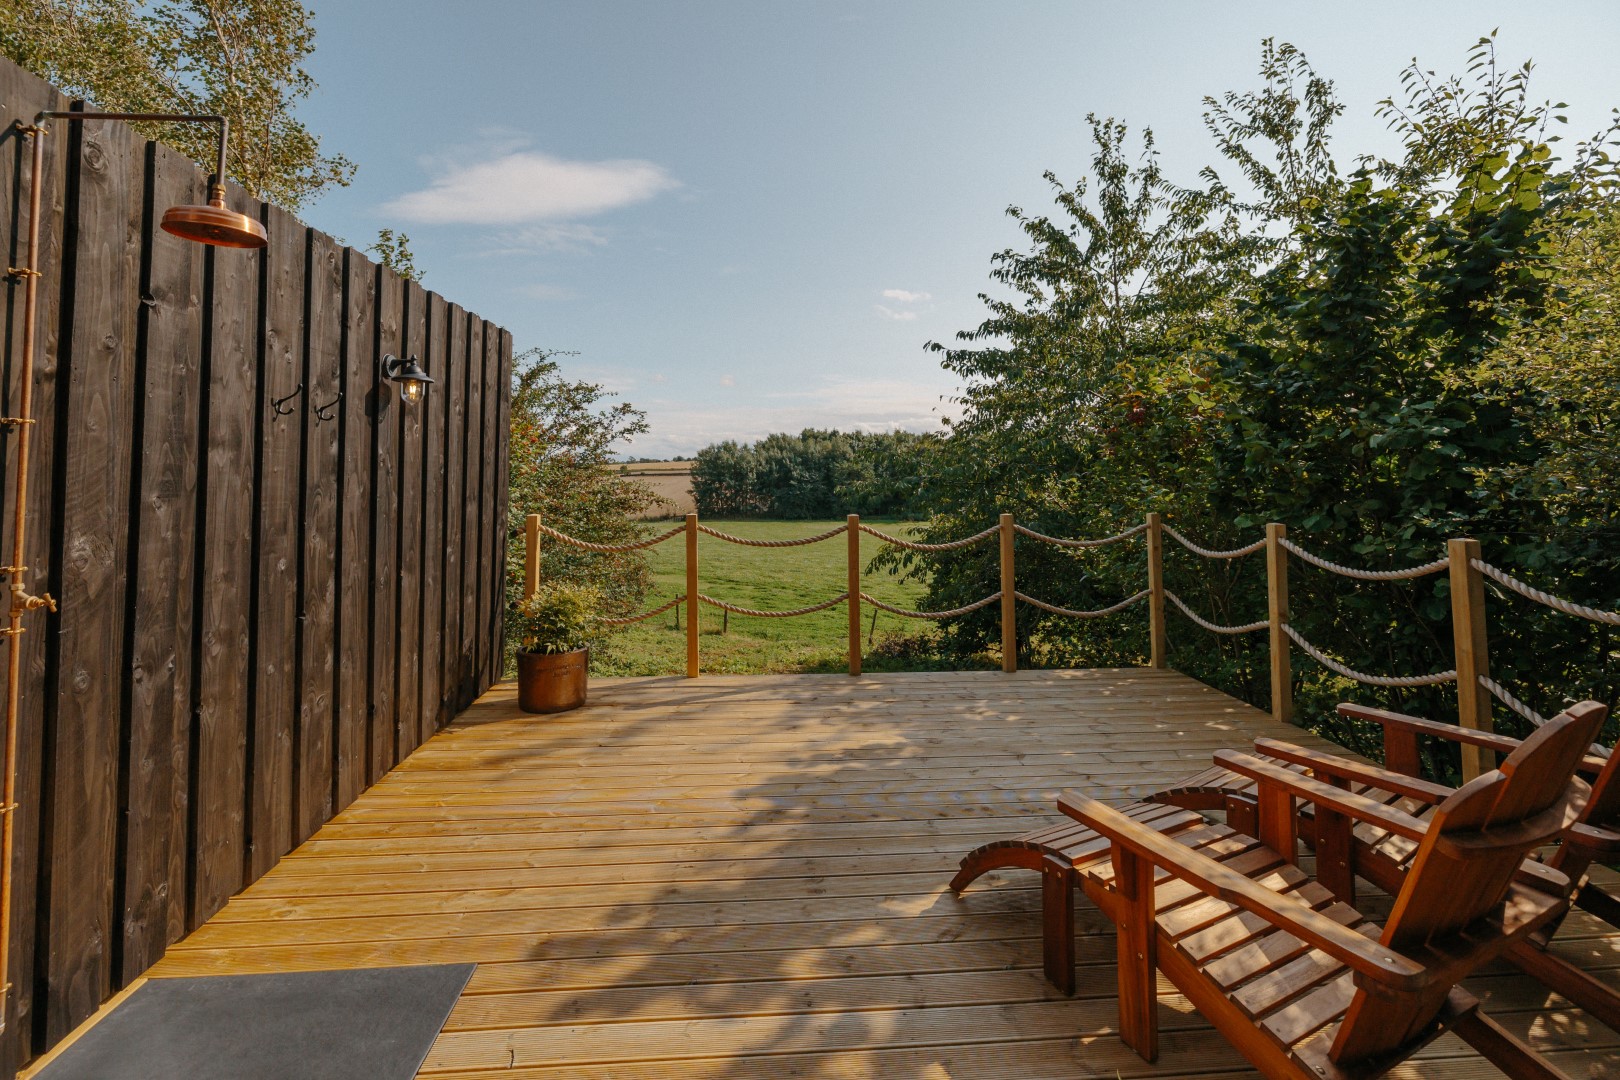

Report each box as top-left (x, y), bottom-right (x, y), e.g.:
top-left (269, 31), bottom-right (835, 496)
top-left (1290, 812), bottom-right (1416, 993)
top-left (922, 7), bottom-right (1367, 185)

top-left (516, 648), bottom-right (589, 713)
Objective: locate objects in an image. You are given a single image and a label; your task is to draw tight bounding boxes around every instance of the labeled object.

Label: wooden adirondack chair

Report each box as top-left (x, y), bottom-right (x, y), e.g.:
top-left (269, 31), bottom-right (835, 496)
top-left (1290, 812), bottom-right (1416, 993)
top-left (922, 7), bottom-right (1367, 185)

top-left (1150, 701), bottom-right (1620, 1029)
top-left (1059, 703), bottom-right (1603, 1080)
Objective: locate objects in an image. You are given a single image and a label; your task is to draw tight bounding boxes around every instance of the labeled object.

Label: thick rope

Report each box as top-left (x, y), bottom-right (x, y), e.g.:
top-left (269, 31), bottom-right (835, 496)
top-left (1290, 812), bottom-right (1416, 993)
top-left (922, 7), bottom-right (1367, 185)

top-left (859, 591), bottom-right (1003, 619)
top-left (1165, 590), bottom-right (1267, 635)
top-left (696, 592), bottom-right (849, 617)
top-left (1472, 559), bottom-right (1620, 626)
top-left (1162, 524), bottom-right (1266, 560)
top-left (536, 523), bottom-right (685, 553)
top-left (1282, 624), bottom-right (1456, 687)
top-left (1478, 675), bottom-right (1546, 727)
top-left (859, 523), bottom-right (999, 552)
top-left (1014, 522), bottom-right (1149, 549)
top-left (698, 524), bottom-right (847, 547)
top-left (1279, 538), bottom-right (1448, 582)
top-left (1015, 588), bottom-right (1151, 619)
top-left (600, 594), bottom-right (686, 625)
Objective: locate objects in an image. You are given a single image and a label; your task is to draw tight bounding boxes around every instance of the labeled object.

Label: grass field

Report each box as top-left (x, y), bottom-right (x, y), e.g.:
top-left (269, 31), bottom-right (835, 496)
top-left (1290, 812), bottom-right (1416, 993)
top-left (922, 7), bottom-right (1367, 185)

top-left (593, 519), bottom-right (984, 676)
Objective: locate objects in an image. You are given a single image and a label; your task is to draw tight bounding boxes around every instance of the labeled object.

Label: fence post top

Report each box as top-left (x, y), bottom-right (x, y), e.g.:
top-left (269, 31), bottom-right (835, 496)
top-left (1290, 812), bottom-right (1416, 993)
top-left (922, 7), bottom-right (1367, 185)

top-left (1448, 536), bottom-right (1481, 556)
top-left (1266, 522), bottom-right (1287, 539)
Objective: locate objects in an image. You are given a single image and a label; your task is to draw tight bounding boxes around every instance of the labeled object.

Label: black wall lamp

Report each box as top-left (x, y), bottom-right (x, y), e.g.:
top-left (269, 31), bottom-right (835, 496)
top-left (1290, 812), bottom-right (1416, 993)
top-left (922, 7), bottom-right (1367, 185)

top-left (382, 354), bottom-right (433, 404)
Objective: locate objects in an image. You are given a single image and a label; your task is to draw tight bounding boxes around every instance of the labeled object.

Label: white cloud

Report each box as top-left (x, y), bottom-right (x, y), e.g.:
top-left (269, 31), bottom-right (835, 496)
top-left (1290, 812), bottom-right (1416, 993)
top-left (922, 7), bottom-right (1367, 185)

top-left (718, 374), bottom-right (736, 387)
top-left (479, 223), bottom-right (608, 256)
top-left (383, 151), bottom-right (678, 225)
top-left (516, 283), bottom-right (574, 301)
top-left (649, 372), bottom-right (668, 384)
top-left (874, 305), bottom-right (918, 321)
top-left (881, 289), bottom-right (931, 302)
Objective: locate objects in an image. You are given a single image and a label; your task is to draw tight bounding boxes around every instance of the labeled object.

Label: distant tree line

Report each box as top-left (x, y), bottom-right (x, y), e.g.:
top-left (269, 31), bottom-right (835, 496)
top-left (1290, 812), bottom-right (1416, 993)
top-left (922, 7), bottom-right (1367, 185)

top-left (690, 429), bottom-right (937, 519)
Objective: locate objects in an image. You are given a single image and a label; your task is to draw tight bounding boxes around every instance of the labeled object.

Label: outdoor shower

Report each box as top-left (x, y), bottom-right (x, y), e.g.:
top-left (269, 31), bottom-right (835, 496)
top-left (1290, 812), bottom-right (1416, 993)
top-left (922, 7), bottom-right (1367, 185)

top-left (0, 107), bottom-right (265, 1035)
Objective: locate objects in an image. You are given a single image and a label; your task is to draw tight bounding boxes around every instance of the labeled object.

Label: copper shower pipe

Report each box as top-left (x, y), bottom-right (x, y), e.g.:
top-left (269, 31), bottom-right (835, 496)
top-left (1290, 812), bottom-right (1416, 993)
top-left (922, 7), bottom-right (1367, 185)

top-left (0, 108), bottom-right (265, 1036)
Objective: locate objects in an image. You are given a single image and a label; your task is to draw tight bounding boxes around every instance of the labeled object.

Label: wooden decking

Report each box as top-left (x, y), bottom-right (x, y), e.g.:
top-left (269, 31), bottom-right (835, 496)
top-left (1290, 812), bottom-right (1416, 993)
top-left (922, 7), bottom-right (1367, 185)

top-left (144, 669), bottom-right (1620, 1077)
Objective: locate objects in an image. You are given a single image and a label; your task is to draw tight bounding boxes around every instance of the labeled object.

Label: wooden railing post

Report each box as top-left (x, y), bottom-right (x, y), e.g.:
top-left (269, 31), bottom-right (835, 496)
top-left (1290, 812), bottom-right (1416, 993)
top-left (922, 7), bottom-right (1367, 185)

top-left (523, 513), bottom-right (541, 601)
top-left (1450, 537), bottom-right (1492, 781)
top-left (1000, 513), bottom-right (1016, 673)
top-left (847, 514), bottom-right (861, 676)
top-left (686, 513), bottom-right (699, 678)
top-left (1266, 523), bottom-right (1293, 725)
top-left (1146, 512), bottom-right (1166, 669)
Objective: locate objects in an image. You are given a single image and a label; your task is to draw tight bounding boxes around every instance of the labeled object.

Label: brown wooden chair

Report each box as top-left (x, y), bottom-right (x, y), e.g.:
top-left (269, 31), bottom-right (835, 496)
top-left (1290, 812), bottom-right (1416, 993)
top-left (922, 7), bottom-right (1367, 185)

top-left (1060, 702), bottom-right (1603, 1080)
top-left (1149, 702), bottom-right (1620, 1029)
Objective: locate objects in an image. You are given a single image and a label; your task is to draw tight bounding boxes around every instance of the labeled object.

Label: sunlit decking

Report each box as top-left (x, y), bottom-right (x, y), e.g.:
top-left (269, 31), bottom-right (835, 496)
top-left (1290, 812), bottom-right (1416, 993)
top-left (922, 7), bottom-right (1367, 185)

top-left (140, 669), bottom-right (1620, 1078)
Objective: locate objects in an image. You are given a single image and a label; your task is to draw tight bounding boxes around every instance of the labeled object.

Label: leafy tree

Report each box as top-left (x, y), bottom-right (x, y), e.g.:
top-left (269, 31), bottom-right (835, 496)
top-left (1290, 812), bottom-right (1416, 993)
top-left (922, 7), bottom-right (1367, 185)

top-left (689, 430), bottom-right (936, 519)
top-left (370, 228), bottom-right (422, 282)
top-left (1, 0), bottom-right (354, 209)
top-left (505, 349), bottom-right (657, 668)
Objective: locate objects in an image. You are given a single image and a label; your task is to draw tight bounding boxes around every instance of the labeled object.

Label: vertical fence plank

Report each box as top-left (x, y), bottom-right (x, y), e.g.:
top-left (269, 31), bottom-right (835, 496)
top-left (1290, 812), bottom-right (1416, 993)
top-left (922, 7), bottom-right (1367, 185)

top-left (0, 68), bottom-right (70, 1066)
top-left (333, 249), bottom-right (375, 811)
top-left (1266, 523), bottom-right (1293, 725)
top-left (39, 113), bottom-right (142, 1044)
top-left (368, 269), bottom-right (401, 780)
top-left (119, 145), bottom-right (202, 984)
top-left (394, 281), bottom-right (426, 760)
top-left (456, 318), bottom-right (484, 709)
top-left (296, 232), bottom-right (341, 840)
top-left (438, 305), bottom-right (466, 728)
top-left (189, 183), bottom-right (261, 927)
top-left (1449, 537), bottom-right (1493, 781)
top-left (492, 330), bottom-right (513, 678)
top-left (247, 204), bottom-right (303, 880)
top-left (1000, 514), bottom-right (1016, 673)
top-left (686, 514), bottom-right (699, 677)
top-left (416, 294), bottom-right (446, 744)
top-left (476, 322), bottom-right (500, 693)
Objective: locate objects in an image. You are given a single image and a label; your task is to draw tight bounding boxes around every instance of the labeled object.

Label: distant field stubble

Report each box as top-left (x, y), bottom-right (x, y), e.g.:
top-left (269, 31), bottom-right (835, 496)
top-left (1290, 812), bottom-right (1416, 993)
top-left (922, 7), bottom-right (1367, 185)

top-left (616, 461), bottom-right (694, 518)
top-left (590, 519), bottom-right (986, 676)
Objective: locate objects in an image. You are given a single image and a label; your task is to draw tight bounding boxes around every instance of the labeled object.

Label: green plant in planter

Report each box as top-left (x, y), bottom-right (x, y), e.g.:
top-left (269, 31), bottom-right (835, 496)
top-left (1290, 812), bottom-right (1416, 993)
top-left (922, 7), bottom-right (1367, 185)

top-left (510, 580), bottom-right (606, 655)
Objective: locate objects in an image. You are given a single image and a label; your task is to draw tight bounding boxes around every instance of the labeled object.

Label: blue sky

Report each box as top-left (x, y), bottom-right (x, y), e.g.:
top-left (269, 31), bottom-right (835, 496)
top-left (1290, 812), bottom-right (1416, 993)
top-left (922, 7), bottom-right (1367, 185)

top-left (295, 1), bottom-right (1620, 457)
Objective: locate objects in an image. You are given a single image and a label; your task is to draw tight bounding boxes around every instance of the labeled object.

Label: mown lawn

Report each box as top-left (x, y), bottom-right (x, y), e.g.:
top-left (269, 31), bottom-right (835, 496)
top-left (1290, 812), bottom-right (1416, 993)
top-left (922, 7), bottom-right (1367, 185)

top-left (593, 519), bottom-right (980, 676)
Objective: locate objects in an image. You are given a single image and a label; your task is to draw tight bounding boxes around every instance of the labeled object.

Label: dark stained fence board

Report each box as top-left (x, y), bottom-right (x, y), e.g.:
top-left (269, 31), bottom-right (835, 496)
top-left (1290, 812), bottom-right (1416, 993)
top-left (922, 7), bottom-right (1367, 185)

top-left (492, 330), bottom-right (513, 684)
top-left (189, 183), bottom-right (262, 928)
top-left (437, 305), bottom-right (466, 730)
top-left (394, 281), bottom-right (426, 761)
top-left (247, 203), bottom-right (304, 881)
top-left (457, 317), bottom-right (484, 710)
top-left (39, 114), bottom-right (143, 1044)
top-left (0, 57), bottom-right (511, 1075)
top-left (119, 145), bottom-right (203, 986)
top-left (334, 250), bottom-right (375, 812)
top-left (296, 232), bottom-right (341, 842)
top-left (476, 322), bottom-right (500, 694)
top-left (0, 64), bottom-right (71, 1073)
top-left (367, 269), bottom-right (402, 784)
top-left (416, 293), bottom-right (446, 746)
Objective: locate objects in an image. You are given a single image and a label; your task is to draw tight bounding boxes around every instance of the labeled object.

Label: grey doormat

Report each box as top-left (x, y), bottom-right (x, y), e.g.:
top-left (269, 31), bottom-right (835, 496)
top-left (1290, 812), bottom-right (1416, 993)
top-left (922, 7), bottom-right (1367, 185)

top-left (36, 964), bottom-right (474, 1080)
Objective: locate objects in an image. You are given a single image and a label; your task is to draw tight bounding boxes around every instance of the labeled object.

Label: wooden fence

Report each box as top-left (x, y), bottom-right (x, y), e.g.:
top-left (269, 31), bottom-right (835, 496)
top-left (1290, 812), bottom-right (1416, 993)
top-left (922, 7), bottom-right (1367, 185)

top-left (0, 59), bottom-right (511, 1072)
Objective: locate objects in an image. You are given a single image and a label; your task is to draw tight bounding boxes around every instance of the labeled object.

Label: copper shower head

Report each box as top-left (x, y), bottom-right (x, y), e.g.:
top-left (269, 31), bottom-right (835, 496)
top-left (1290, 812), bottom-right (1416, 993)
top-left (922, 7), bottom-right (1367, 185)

top-left (161, 183), bottom-right (267, 248)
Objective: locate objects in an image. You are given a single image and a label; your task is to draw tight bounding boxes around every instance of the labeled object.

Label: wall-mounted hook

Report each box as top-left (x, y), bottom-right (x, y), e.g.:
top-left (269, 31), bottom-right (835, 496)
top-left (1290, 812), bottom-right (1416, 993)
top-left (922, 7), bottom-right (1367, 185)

top-left (271, 382), bottom-right (304, 416)
top-left (313, 393), bottom-right (341, 423)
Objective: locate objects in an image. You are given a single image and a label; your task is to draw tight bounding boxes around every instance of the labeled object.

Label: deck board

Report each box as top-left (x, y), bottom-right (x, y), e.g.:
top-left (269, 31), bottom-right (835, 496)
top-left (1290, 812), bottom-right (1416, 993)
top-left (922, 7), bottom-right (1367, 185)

top-left (144, 669), bottom-right (1620, 1077)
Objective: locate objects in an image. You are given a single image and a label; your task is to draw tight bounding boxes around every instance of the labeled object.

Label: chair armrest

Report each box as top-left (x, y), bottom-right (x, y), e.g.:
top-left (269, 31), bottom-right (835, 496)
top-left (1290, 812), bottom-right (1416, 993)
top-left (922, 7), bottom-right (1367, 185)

top-left (1338, 703), bottom-right (1609, 776)
top-left (1212, 750), bottom-right (1430, 843)
top-left (1058, 792), bottom-right (1430, 991)
top-left (1252, 738), bottom-right (1452, 805)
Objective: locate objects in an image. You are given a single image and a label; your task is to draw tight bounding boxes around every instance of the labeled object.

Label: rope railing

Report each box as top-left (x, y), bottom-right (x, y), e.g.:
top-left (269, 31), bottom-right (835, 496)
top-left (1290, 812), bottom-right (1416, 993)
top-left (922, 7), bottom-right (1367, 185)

top-left (1164, 590), bottom-right (1267, 635)
top-left (536, 522), bottom-right (685, 553)
top-left (1279, 537), bottom-right (1449, 582)
top-left (698, 523), bottom-right (848, 547)
top-left (860, 591), bottom-right (1003, 619)
top-left (1472, 559), bottom-right (1620, 626)
top-left (1162, 524), bottom-right (1266, 560)
top-left (697, 592), bottom-right (850, 618)
top-left (1014, 521), bottom-right (1148, 548)
top-left (859, 522), bottom-right (999, 551)
top-left (1282, 623), bottom-right (1457, 688)
top-left (601, 594), bottom-right (686, 626)
top-left (1015, 589), bottom-right (1151, 619)
top-left (521, 511), bottom-right (1612, 778)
